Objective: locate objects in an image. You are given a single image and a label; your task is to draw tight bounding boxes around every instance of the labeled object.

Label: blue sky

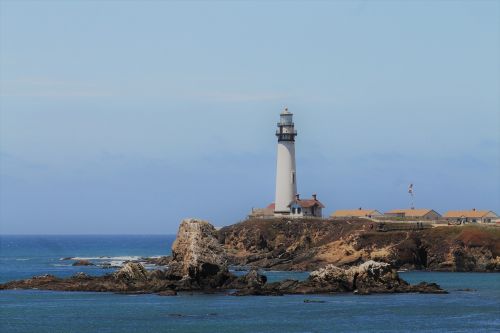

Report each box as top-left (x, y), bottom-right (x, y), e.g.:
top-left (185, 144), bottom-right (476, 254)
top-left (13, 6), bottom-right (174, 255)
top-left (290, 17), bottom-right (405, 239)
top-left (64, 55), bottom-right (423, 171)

top-left (1, 1), bottom-right (499, 234)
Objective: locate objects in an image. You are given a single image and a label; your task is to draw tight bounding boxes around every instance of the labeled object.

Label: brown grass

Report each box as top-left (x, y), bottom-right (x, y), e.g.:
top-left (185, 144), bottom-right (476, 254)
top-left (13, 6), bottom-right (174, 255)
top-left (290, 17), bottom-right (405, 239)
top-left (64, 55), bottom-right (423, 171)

top-left (456, 225), bottom-right (500, 255)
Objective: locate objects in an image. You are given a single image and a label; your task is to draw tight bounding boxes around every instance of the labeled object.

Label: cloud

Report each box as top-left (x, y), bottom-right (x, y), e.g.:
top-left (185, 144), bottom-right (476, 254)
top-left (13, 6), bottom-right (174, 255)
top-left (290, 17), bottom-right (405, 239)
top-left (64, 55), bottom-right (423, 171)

top-left (0, 77), bottom-right (113, 97)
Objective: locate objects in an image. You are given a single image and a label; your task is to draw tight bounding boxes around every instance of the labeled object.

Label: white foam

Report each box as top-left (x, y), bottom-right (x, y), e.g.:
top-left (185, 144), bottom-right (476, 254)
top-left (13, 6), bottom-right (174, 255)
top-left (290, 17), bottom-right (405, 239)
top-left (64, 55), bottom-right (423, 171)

top-left (63, 256), bottom-right (142, 261)
top-left (108, 260), bottom-right (126, 267)
top-left (56, 255), bottom-right (168, 268)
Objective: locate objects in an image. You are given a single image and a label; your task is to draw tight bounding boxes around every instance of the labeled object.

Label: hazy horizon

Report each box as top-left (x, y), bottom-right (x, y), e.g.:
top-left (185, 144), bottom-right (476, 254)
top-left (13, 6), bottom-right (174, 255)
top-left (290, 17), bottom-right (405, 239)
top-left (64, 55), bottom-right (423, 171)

top-left (1, 1), bottom-right (499, 234)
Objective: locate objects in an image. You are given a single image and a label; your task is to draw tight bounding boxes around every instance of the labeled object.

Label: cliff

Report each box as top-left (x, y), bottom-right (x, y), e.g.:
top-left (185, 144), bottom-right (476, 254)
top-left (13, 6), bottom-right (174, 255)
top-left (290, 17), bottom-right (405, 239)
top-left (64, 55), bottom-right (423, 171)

top-left (218, 218), bottom-right (500, 272)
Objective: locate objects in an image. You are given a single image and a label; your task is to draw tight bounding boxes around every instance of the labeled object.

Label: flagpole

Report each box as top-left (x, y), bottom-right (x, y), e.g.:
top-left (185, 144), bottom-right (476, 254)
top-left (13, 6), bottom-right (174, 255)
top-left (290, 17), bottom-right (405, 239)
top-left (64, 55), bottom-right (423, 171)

top-left (408, 184), bottom-right (414, 209)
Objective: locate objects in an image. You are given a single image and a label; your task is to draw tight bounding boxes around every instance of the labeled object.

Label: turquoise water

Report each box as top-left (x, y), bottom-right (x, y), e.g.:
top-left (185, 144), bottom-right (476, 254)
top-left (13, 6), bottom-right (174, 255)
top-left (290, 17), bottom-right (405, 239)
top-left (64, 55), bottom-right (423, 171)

top-left (1, 235), bottom-right (499, 332)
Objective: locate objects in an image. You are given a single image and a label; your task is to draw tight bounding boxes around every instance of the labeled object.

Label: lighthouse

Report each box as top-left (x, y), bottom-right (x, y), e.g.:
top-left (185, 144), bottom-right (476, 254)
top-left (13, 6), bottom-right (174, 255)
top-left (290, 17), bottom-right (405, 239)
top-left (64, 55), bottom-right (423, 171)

top-left (274, 107), bottom-right (298, 215)
top-left (248, 107), bottom-right (325, 219)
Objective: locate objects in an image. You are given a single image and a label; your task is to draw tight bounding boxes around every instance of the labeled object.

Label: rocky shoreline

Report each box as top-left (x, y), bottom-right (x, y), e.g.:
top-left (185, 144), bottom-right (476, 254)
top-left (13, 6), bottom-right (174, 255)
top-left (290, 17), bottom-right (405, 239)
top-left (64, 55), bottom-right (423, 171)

top-left (0, 219), bottom-right (447, 296)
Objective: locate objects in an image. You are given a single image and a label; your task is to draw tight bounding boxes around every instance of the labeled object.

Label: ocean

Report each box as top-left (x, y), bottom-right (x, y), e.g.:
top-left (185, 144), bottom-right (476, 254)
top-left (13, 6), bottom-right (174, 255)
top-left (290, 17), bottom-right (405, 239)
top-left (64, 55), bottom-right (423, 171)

top-left (0, 235), bottom-right (499, 333)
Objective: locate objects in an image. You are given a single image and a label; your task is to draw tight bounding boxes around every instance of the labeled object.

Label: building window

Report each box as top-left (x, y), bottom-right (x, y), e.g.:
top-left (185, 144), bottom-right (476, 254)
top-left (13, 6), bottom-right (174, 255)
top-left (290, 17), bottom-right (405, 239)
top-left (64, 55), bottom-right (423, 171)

top-left (291, 171), bottom-right (296, 184)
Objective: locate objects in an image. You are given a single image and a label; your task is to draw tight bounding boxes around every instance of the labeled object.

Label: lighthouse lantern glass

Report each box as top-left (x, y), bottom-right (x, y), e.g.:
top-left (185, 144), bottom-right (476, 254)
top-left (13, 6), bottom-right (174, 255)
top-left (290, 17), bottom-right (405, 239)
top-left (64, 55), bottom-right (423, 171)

top-left (280, 114), bottom-right (293, 125)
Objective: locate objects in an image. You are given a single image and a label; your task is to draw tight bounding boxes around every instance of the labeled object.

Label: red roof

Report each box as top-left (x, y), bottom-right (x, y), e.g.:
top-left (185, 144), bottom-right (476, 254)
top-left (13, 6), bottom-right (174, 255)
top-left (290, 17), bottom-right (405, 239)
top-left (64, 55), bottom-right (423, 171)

top-left (291, 198), bottom-right (325, 208)
top-left (266, 203), bottom-right (276, 210)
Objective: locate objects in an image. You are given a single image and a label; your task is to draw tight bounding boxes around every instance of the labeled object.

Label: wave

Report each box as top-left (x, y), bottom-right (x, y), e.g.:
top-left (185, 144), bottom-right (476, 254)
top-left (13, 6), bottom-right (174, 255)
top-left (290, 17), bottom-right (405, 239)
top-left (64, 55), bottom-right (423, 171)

top-left (106, 260), bottom-right (127, 267)
top-left (60, 256), bottom-right (143, 261)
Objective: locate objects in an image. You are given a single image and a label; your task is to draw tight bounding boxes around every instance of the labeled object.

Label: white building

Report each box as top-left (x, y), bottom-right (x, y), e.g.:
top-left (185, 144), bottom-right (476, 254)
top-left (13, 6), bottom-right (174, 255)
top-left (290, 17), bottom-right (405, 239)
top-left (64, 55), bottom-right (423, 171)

top-left (272, 108), bottom-right (324, 217)
top-left (274, 108), bottom-right (298, 215)
top-left (443, 209), bottom-right (498, 224)
top-left (385, 208), bottom-right (441, 220)
top-left (249, 107), bottom-right (325, 218)
top-left (289, 194), bottom-right (325, 217)
top-left (331, 208), bottom-right (383, 219)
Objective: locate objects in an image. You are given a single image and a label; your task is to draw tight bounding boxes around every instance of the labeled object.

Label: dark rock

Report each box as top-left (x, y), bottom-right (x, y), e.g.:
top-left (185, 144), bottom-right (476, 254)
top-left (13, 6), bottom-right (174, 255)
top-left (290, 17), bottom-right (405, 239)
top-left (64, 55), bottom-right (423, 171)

top-left (408, 282), bottom-right (448, 294)
top-left (114, 262), bottom-right (148, 282)
top-left (157, 289), bottom-right (177, 296)
top-left (148, 269), bottom-right (167, 280)
top-left (143, 256), bottom-right (172, 266)
top-left (0, 260), bottom-right (445, 296)
top-left (233, 261), bottom-right (446, 296)
top-left (72, 260), bottom-right (94, 266)
top-left (240, 269), bottom-right (267, 288)
top-left (300, 261), bottom-right (445, 294)
top-left (225, 269), bottom-right (268, 292)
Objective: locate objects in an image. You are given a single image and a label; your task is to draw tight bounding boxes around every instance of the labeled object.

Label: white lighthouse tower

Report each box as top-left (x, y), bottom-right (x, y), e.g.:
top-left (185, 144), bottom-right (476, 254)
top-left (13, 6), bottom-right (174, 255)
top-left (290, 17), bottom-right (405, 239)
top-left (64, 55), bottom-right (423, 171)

top-left (274, 107), bottom-right (297, 215)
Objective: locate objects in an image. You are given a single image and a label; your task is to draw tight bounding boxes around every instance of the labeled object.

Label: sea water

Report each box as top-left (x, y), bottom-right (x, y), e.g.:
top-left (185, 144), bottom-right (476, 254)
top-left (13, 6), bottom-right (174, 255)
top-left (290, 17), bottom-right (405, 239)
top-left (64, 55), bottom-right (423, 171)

top-left (0, 235), bottom-right (499, 333)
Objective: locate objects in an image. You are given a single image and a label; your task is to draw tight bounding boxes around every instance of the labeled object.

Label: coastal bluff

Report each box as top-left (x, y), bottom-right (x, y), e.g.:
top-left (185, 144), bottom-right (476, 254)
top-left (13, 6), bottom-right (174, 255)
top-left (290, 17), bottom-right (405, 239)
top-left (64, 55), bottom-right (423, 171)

top-left (219, 217), bottom-right (500, 272)
top-left (0, 218), bottom-right (446, 296)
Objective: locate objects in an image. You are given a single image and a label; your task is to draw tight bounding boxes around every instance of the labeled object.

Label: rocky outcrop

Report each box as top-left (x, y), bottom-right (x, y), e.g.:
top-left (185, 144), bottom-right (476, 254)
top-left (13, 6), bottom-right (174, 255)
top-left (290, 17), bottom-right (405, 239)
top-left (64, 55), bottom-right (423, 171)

top-left (219, 218), bottom-right (500, 272)
top-left (225, 269), bottom-right (268, 292)
top-left (233, 261), bottom-right (446, 296)
top-left (157, 289), bottom-right (177, 296)
top-left (165, 218), bottom-right (234, 290)
top-left (168, 218), bottom-right (227, 277)
top-left (114, 262), bottom-right (148, 282)
top-left (306, 261), bottom-right (411, 294)
top-left (0, 264), bottom-right (176, 294)
top-left (240, 269), bottom-right (267, 288)
top-left (2, 260), bottom-right (444, 296)
top-left (142, 256), bottom-right (172, 266)
top-left (72, 260), bottom-right (94, 266)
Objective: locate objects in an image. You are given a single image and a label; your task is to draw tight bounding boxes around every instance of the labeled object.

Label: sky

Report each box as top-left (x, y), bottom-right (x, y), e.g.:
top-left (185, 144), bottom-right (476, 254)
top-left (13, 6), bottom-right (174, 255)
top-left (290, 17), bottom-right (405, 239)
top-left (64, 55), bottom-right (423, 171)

top-left (0, 1), bottom-right (499, 234)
